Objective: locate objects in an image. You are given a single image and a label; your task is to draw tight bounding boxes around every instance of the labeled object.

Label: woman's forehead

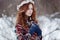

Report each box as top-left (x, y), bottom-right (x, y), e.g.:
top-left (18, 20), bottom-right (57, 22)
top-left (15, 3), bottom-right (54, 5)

top-left (29, 4), bottom-right (33, 8)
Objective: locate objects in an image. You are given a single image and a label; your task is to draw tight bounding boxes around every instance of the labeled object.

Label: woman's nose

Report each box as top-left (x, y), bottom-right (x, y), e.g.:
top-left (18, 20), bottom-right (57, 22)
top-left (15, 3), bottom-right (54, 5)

top-left (29, 10), bottom-right (33, 12)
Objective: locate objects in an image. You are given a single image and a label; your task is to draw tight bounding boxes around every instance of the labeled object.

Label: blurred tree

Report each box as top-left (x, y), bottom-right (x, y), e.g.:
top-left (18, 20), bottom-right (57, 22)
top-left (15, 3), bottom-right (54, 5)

top-left (0, 0), bottom-right (60, 17)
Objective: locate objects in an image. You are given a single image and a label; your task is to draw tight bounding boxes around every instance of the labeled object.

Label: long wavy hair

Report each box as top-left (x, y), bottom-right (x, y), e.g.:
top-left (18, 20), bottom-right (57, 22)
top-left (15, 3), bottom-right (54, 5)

top-left (16, 2), bottom-right (38, 28)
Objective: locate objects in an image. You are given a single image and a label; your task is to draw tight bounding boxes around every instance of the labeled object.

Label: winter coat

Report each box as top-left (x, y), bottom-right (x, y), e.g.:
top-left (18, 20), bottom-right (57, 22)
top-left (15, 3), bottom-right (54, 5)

top-left (15, 21), bottom-right (42, 40)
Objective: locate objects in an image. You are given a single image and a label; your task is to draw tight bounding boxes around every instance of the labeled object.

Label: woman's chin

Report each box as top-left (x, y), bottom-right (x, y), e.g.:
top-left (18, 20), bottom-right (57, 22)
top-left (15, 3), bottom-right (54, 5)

top-left (27, 15), bottom-right (32, 17)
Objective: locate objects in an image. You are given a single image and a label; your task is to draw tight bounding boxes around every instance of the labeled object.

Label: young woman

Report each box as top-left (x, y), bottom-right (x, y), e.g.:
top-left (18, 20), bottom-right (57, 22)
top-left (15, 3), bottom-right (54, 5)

top-left (15, 1), bottom-right (42, 40)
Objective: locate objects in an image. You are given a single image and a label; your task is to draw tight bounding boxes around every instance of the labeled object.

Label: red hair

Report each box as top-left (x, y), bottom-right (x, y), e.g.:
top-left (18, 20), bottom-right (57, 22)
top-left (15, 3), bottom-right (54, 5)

top-left (16, 2), bottom-right (38, 28)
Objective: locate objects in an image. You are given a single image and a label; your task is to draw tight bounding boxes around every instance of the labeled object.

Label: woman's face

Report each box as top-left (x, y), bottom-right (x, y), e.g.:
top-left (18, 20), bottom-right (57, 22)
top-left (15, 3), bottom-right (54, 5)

top-left (25, 4), bottom-right (33, 16)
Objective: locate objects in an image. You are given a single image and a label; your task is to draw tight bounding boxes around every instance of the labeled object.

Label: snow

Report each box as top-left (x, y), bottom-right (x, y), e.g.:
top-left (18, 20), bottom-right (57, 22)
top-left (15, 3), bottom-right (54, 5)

top-left (38, 15), bottom-right (60, 40)
top-left (0, 17), bottom-right (17, 40)
top-left (0, 13), bottom-right (60, 40)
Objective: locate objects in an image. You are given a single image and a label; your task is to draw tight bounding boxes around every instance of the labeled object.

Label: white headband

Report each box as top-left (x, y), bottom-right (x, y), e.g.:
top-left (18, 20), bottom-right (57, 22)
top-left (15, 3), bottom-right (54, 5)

top-left (17, 0), bottom-right (34, 11)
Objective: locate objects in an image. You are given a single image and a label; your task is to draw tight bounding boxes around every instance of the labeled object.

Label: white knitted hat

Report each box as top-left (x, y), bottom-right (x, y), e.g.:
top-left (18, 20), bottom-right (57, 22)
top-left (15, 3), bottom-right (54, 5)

top-left (17, 0), bottom-right (34, 11)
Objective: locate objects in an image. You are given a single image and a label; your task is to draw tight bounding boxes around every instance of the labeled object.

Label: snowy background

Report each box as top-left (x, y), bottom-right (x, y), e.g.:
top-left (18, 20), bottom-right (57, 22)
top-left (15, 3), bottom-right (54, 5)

top-left (0, 0), bottom-right (60, 40)
top-left (0, 12), bottom-right (60, 40)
